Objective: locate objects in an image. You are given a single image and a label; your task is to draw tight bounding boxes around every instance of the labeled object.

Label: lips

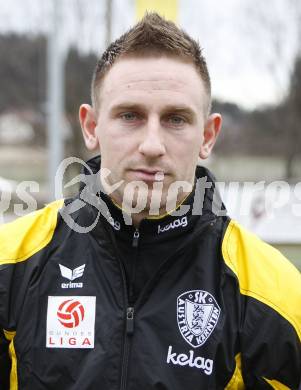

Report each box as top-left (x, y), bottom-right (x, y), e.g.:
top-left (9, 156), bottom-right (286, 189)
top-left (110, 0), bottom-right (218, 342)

top-left (129, 169), bottom-right (165, 182)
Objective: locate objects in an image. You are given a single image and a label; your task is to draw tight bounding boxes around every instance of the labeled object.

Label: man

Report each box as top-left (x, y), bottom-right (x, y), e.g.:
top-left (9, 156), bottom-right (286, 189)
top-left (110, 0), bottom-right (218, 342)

top-left (0, 13), bottom-right (300, 390)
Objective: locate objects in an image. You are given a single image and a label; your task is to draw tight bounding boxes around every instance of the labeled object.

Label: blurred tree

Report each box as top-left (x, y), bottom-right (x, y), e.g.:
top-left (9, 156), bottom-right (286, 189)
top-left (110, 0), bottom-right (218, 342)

top-left (0, 34), bottom-right (98, 158)
top-left (0, 34), bottom-right (47, 144)
top-left (64, 48), bottom-right (97, 159)
top-left (212, 100), bottom-right (249, 155)
top-left (0, 34), bottom-right (46, 112)
top-left (242, 56), bottom-right (301, 181)
top-left (281, 56), bottom-right (301, 179)
top-left (242, 0), bottom-right (300, 100)
top-left (240, 0), bottom-right (301, 180)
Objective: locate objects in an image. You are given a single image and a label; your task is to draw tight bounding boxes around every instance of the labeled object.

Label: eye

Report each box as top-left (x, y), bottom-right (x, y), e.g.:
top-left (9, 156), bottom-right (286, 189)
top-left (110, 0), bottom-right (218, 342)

top-left (120, 112), bottom-right (139, 122)
top-left (165, 115), bottom-right (187, 128)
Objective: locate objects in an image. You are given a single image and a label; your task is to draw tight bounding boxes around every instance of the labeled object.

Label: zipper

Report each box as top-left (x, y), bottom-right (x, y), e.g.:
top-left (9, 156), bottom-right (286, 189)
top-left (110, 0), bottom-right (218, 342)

top-left (129, 229), bottom-right (140, 303)
top-left (126, 306), bottom-right (134, 335)
top-left (120, 307), bottom-right (135, 390)
top-left (119, 229), bottom-right (139, 390)
top-left (132, 229), bottom-right (140, 247)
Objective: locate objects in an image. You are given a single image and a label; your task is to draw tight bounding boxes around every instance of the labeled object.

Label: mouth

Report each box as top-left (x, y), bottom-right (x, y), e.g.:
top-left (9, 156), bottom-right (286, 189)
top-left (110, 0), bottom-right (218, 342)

top-left (129, 169), bottom-right (166, 182)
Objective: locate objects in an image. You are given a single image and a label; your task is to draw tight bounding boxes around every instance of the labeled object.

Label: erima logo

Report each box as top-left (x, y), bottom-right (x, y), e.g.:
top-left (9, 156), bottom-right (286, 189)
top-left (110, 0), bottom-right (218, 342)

top-left (166, 345), bottom-right (213, 375)
top-left (177, 290), bottom-right (221, 348)
top-left (158, 216), bottom-right (188, 234)
top-left (59, 264), bottom-right (85, 289)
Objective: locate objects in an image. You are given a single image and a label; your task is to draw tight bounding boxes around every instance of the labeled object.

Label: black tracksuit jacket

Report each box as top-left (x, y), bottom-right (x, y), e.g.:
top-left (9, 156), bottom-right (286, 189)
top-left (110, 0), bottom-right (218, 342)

top-left (0, 157), bottom-right (300, 389)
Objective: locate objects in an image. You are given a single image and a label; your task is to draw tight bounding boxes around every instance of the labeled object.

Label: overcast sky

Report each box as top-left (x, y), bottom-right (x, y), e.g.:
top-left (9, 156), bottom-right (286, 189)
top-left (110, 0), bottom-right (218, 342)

top-left (0, 0), bottom-right (299, 109)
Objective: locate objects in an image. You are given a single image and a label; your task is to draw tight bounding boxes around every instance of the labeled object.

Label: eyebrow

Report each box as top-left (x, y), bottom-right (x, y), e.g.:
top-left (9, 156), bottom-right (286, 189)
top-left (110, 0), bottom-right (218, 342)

top-left (109, 103), bottom-right (197, 119)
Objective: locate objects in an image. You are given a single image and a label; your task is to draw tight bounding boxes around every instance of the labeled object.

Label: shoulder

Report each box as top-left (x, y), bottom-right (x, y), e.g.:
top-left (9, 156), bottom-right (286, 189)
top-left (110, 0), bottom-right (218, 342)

top-left (0, 199), bottom-right (64, 265)
top-left (222, 219), bottom-right (301, 339)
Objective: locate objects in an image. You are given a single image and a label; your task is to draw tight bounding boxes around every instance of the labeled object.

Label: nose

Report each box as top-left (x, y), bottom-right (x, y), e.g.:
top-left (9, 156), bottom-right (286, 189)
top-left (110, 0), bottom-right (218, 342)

top-left (138, 117), bottom-right (166, 158)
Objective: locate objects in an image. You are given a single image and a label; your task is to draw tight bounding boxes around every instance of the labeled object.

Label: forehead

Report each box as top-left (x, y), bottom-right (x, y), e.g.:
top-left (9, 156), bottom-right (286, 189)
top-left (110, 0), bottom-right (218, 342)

top-left (99, 56), bottom-right (207, 112)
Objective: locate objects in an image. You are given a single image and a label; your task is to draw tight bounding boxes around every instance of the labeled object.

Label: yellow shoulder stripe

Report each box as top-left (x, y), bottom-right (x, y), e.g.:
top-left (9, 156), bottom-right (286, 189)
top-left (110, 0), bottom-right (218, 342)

top-left (3, 329), bottom-right (18, 390)
top-left (225, 353), bottom-right (245, 389)
top-left (263, 377), bottom-right (290, 389)
top-left (0, 199), bottom-right (64, 265)
top-left (222, 220), bottom-right (301, 341)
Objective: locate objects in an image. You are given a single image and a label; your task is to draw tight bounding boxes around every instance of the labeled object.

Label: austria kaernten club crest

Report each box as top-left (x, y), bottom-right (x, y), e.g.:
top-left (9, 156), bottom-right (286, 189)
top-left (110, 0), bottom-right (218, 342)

top-left (177, 290), bottom-right (221, 348)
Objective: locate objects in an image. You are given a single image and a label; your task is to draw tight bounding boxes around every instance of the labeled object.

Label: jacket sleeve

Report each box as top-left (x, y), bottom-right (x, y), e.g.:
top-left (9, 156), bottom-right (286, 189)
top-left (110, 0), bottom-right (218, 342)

top-left (0, 329), bottom-right (10, 389)
top-left (0, 200), bottom-right (63, 388)
top-left (222, 220), bottom-right (301, 389)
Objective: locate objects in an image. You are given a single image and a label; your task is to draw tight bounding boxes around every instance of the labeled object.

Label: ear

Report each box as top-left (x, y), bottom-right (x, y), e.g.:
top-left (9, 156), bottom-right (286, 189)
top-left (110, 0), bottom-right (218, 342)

top-left (79, 104), bottom-right (99, 151)
top-left (199, 113), bottom-right (222, 159)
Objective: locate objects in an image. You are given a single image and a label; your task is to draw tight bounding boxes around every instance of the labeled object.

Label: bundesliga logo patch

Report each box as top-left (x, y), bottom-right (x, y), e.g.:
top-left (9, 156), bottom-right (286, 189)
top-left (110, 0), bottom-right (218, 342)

top-left (177, 290), bottom-right (221, 348)
top-left (46, 296), bottom-right (96, 349)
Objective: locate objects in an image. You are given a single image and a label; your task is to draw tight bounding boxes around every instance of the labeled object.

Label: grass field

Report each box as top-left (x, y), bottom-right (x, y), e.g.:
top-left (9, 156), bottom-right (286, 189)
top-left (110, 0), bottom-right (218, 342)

top-left (204, 155), bottom-right (301, 182)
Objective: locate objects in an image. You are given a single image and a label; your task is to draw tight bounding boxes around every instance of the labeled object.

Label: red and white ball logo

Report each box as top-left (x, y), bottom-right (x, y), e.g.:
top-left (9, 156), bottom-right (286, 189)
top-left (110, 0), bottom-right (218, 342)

top-left (47, 296), bottom-right (96, 349)
top-left (57, 299), bottom-right (85, 328)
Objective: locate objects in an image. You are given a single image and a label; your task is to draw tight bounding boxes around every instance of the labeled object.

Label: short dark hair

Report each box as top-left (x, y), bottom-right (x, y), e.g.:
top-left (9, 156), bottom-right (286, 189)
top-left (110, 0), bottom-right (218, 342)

top-left (91, 12), bottom-right (211, 113)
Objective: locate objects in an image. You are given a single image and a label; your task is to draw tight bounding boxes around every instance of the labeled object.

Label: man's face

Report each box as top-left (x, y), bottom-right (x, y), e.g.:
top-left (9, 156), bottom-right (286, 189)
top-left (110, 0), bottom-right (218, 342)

top-left (80, 56), bottom-right (221, 216)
